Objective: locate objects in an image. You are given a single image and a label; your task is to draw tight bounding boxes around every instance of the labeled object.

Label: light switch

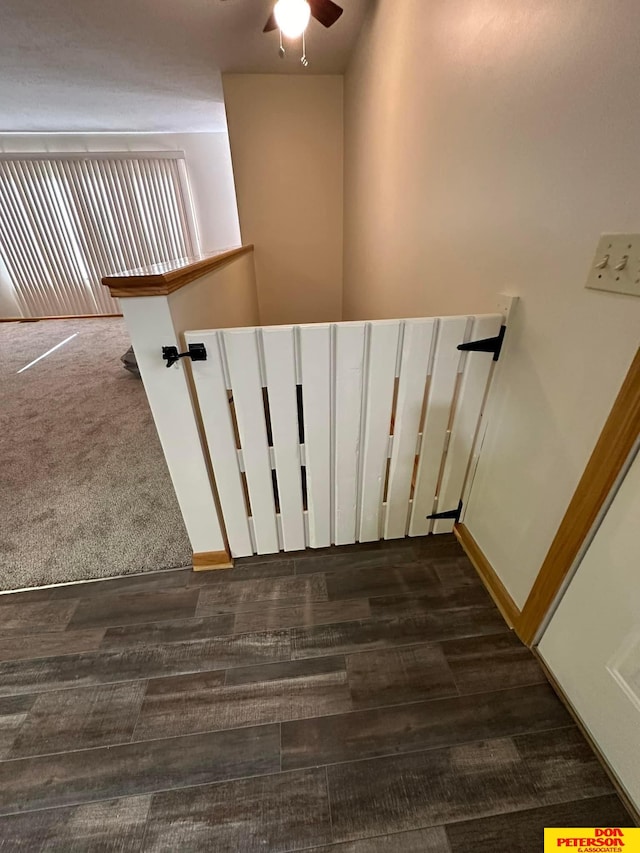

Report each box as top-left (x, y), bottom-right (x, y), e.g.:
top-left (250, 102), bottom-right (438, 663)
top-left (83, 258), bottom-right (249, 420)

top-left (586, 234), bottom-right (640, 297)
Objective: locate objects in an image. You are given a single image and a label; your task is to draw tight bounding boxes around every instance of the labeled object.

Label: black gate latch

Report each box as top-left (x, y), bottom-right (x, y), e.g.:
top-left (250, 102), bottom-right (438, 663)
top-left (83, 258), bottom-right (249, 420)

top-left (457, 325), bottom-right (506, 361)
top-left (162, 342), bottom-right (207, 368)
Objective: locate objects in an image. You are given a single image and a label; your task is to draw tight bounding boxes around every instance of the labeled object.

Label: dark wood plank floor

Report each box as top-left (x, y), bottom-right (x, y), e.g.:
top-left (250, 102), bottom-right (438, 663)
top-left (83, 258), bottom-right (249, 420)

top-left (0, 535), bottom-right (631, 851)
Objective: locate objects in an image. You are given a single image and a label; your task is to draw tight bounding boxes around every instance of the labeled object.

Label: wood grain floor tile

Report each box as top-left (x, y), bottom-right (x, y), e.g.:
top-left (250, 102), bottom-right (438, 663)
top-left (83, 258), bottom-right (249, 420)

top-left (292, 607), bottom-right (507, 660)
top-left (143, 768), bottom-right (331, 852)
top-left (413, 534), bottom-right (463, 557)
top-left (47, 569), bottom-right (192, 600)
top-left (225, 655), bottom-right (346, 687)
top-left (346, 644), bottom-right (458, 709)
top-left (0, 794), bottom-right (152, 852)
top-left (0, 695), bottom-right (36, 717)
top-left (9, 681), bottom-right (147, 758)
top-left (281, 683), bottom-right (571, 770)
top-left (0, 599), bottom-right (78, 638)
top-left (0, 630), bottom-right (291, 696)
top-left (325, 564), bottom-right (439, 601)
top-left (327, 737), bottom-right (538, 842)
top-left (515, 727), bottom-right (615, 804)
top-left (432, 557), bottom-right (484, 591)
top-left (234, 599), bottom-right (370, 634)
top-left (441, 632), bottom-right (546, 694)
top-left (294, 548), bottom-right (418, 576)
top-left (368, 584), bottom-right (492, 618)
top-left (196, 575), bottom-right (328, 616)
top-left (0, 724), bottom-right (280, 815)
top-left (134, 668), bottom-right (352, 741)
top-left (67, 589), bottom-right (199, 630)
top-left (0, 695), bottom-right (35, 759)
top-left (0, 534), bottom-right (623, 851)
top-left (445, 795), bottom-right (632, 853)
top-left (307, 827), bottom-right (451, 853)
top-left (101, 614), bottom-right (234, 650)
top-left (189, 560), bottom-right (295, 584)
top-left (0, 628), bottom-right (106, 663)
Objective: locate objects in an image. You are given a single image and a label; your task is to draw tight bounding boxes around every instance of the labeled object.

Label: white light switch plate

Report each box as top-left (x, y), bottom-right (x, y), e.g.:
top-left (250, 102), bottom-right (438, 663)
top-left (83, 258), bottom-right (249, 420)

top-left (586, 233), bottom-right (640, 297)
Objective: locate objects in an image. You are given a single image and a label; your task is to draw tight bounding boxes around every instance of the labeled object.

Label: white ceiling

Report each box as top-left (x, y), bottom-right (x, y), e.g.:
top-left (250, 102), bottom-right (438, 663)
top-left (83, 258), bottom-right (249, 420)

top-left (0, 0), bottom-right (370, 133)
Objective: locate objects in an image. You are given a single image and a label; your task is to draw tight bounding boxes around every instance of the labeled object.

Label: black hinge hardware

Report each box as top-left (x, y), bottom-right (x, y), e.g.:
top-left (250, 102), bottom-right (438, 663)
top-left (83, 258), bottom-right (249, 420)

top-left (162, 342), bottom-right (207, 369)
top-left (457, 324), bottom-right (506, 362)
top-left (427, 500), bottom-right (463, 522)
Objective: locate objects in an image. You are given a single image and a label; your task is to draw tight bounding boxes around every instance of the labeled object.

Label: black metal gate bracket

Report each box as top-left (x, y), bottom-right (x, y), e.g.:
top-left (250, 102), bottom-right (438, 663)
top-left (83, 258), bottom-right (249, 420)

top-left (457, 324), bottom-right (506, 361)
top-left (162, 342), bottom-right (207, 369)
top-left (427, 500), bottom-right (463, 522)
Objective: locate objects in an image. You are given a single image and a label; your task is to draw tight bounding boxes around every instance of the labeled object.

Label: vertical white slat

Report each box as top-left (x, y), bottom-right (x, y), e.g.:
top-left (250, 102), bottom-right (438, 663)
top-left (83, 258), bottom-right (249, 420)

top-left (0, 167), bottom-right (49, 315)
top-left (358, 321), bottom-right (401, 542)
top-left (134, 159), bottom-right (170, 259)
top-left (433, 314), bottom-right (503, 534)
top-left (334, 322), bottom-right (366, 546)
top-left (185, 330), bottom-right (253, 557)
top-left (261, 326), bottom-right (306, 552)
top-left (223, 328), bottom-right (280, 555)
top-left (113, 160), bottom-right (155, 267)
top-left (94, 160), bottom-right (138, 270)
top-left (299, 324), bottom-right (332, 548)
top-left (158, 160), bottom-right (184, 258)
top-left (408, 316), bottom-right (469, 536)
top-left (52, 160), bottom-right (112, 312)
top-left (32, 159), bottom-right (95, 313)
top-left (458, 297), bottom-right (516, 525)
top-left (7, 160), bottom-right (79, 314)
top-left (74, 160), bottom-right (132, 274)
top-left (143, 158), bottom-right (174, 258)
top-left (57, 160), bottom-right (120, 314)
top-left (384, 318), bottom-right (436, 539)
top-left (15, 159), bottom-right (74, 314)
top-left (160, 159), bottom-right (190, 259)
top-left (176, 158), bottom-right (201, 255)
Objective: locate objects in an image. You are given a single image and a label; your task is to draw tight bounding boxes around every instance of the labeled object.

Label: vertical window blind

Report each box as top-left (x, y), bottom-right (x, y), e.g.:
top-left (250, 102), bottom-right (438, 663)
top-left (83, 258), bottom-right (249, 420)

top-left (0, 153), bottom-right (198, 317)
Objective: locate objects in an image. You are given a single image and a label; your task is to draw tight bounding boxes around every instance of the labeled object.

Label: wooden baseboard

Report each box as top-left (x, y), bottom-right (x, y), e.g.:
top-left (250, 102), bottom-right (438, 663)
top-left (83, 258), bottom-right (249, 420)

top-left (192, 550), bottom-right (234, 572)
top-left (534, 652), bottom-right (640, 826)
top-left (454, 523), bottom-right (523, 637)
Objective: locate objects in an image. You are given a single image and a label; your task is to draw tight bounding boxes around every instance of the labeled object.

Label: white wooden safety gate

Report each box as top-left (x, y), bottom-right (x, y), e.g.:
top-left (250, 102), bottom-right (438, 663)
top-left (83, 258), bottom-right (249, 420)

top-left (186, 314), bottom-right (503, 558)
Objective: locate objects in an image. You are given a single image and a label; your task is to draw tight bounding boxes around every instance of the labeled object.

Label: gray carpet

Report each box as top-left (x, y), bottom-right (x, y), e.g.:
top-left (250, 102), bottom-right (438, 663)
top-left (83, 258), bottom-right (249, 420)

top-left (0, 318), bottom-right (191, 591)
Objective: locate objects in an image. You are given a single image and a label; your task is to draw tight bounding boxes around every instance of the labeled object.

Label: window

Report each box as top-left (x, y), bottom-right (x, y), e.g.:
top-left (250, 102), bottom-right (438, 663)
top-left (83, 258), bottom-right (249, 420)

top-left (0, 153), bottom-right (199, 316)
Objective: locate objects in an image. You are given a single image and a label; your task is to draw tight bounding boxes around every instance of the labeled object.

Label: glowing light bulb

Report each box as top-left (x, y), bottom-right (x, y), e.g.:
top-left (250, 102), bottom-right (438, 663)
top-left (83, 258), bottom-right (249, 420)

top-left (274, 0), bottom-right (311, 39)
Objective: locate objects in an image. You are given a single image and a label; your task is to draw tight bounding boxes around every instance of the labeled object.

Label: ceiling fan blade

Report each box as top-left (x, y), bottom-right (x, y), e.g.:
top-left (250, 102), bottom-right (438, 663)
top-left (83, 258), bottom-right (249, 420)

top-left (263, 11), bottom-right (278, 32)
top-left (309, 0), bottom-right (344, 28)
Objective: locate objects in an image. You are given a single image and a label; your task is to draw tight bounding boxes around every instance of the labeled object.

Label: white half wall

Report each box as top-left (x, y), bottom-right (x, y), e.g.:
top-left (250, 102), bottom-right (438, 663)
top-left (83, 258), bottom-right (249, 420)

top-left (344, 0), bottom-right (640, 608)
top-left (117, 250), bottom-right (260, 559)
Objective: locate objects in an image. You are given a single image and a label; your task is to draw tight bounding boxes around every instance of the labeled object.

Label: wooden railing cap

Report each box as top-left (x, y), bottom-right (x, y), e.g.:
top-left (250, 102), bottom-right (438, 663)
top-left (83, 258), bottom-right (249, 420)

top-left (102, 245), bottom-right (254, 298)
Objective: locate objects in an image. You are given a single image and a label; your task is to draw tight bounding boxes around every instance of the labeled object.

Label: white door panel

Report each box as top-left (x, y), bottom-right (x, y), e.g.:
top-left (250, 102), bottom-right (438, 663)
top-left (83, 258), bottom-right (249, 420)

top-left (539, 448), bottom-right (640, 810)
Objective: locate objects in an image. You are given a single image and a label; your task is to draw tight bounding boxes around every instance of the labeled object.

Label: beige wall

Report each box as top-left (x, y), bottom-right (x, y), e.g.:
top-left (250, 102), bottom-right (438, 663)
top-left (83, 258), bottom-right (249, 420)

top-left (169, 251), bottom-right (259, 344)
top-left (223, 74), bottom-right (343, 325)
top-left (344, 1), bottom-right (640, 607)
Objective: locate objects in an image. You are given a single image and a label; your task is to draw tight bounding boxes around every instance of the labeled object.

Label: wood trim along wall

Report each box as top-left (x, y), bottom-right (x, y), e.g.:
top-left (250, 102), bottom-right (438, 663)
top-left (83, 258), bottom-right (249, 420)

top-left (102, 246), bottom-right (254, 298)
top-left (454, 523), bottom-right (522, 635)
top-left (519, 346), bottom-right (640, 645)
top-left (0, 314), bottom-right (123, 322)
top-left (192, 550), bottom-right (234, 572)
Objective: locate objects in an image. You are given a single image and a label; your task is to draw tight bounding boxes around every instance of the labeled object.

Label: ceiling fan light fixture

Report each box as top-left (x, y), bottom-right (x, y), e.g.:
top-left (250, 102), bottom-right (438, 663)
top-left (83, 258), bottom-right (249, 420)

top-left (274, 0), bottom-right (311, 39)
